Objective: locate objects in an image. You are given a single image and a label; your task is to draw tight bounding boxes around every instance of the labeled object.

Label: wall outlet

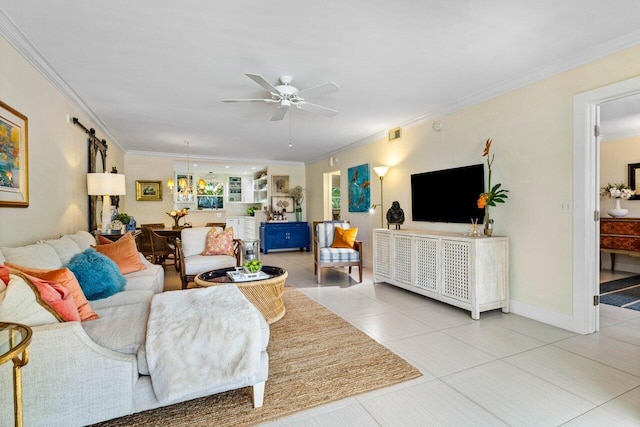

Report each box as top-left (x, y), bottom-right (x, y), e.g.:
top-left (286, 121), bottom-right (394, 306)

top-left (560, 200), bottom-right (573, 213)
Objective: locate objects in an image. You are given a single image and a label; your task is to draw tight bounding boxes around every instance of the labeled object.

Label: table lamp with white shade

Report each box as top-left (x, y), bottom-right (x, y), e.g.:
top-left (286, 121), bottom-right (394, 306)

top-left (87, 172), bottom-right (126, 232)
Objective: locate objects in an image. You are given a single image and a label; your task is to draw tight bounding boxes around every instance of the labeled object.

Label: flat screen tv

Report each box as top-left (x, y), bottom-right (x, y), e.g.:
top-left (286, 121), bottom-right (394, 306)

top-left (411, 164), bottom-right (485, 223)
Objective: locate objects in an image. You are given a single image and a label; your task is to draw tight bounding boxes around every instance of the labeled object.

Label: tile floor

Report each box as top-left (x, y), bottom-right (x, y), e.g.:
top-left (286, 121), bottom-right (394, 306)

top-left (165, 252), bottom-right (640, 426)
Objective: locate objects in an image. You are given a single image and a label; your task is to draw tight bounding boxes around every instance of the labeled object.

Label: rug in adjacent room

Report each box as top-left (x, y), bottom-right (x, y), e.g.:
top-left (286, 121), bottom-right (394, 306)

top-left (93, 286), bottom-right (422, 426)
top-left (600, 274), bottom-right (640, 311)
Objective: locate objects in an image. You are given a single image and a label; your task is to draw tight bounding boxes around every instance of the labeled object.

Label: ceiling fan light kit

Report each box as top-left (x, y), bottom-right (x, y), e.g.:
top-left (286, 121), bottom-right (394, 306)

top-left (223, 73), bottom-right (340, 121)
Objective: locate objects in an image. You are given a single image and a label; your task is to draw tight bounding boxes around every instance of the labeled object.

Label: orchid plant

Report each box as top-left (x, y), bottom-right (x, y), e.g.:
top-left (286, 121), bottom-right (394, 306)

top-left (477, 139), bottom-right (509, 234)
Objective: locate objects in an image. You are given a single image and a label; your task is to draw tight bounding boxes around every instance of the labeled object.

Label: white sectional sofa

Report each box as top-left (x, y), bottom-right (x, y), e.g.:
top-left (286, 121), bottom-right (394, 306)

top-left (0, 231), bottom-right (269, 426)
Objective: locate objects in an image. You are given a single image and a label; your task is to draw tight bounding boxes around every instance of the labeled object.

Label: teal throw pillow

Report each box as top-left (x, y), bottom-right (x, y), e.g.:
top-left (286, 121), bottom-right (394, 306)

top-left (67, 248), bottom-right (126, 300)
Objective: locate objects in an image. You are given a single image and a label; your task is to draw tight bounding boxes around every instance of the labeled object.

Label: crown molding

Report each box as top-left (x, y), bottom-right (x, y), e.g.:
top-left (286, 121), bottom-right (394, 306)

top-left (127, 150), bottom-right (305, 166)
top-left (312, 32), bottom-right (640, 165)
top-left (0, 8), bottom-right (125, 151)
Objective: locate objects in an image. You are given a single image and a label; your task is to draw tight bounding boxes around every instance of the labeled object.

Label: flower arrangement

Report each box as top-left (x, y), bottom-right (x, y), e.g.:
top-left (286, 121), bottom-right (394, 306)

top-left (601, 182), bottom-right (634, 199)
top-left (167, 208), bottom-right (189, 228)
top-left (477, 139), bottom-right (509, 234)
top-left (288, 185), bottom-right (305, 206)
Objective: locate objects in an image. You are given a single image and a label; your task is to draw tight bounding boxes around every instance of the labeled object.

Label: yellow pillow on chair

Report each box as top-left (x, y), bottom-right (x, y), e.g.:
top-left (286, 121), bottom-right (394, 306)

top-left (330, 227), bottom-right (358, 249)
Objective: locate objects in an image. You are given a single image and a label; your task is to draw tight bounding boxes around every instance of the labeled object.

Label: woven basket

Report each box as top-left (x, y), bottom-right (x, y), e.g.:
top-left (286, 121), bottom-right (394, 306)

top-left (196, 270), bottom-right (288, 324)
top-left (234, 270), bottom-right (287, 324)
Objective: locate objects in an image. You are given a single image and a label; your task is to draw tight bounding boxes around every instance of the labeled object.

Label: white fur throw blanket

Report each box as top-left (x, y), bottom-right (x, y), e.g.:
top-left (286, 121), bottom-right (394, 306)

top-left (146, 285), bottom-right (263, 403)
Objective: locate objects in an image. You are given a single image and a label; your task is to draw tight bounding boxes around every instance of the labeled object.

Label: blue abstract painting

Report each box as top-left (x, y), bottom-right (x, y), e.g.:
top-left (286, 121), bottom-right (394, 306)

top-left (348, 163), bottom-right (370, 212)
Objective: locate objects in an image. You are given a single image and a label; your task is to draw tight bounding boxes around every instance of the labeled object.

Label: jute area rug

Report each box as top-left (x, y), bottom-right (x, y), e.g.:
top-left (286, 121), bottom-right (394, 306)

top-left (95, 286), bottom-right (421, 426)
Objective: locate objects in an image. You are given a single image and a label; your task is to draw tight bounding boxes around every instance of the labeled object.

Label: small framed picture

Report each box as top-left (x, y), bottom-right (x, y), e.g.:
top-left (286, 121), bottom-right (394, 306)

top-left (271, 196), bottom-right (294, 213)
top-left (136, 180), bottom-right (162, 201)
top-left (272, 175), bottom-right (290, 193)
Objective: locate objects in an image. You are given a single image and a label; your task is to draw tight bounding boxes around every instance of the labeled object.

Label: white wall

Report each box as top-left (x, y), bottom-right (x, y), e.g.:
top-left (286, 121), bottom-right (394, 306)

top-left (0, 36), bottom-right (124, 247)
top-left (307, 44), bottom-right (640, 318)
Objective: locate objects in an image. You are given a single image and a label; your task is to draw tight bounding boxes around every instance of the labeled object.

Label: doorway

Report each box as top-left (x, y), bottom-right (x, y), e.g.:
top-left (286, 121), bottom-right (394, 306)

top-left (598, 93), bottom-right (640, 315)
top-left (323, 171), bottom-right (341, 220)
top-left (573, 75), bottom-right (640, 334)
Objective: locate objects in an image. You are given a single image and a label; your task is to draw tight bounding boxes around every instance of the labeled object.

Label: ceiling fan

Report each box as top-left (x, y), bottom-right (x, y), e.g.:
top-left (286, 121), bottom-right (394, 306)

top-left (223, 74), bottom-right (340, 121)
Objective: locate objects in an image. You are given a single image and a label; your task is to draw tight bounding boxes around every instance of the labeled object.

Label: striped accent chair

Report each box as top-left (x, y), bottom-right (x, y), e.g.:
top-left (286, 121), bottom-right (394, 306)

top-left (314, 221), bottom-right (363, 284)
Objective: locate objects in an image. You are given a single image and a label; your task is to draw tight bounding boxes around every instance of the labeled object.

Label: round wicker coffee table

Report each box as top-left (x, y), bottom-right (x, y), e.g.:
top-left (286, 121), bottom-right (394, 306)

top-left (195, 266), bottom-right (287, 324)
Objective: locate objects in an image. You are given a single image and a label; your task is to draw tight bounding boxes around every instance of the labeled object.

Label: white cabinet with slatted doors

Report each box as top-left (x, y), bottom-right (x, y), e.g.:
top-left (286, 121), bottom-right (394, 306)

top-left (373, 229), bottom-right (509, 319)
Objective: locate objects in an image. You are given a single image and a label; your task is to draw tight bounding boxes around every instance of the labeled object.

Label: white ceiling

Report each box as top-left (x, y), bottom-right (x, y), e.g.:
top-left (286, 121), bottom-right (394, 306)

top-left (2, 1), bottom-right (640, 165)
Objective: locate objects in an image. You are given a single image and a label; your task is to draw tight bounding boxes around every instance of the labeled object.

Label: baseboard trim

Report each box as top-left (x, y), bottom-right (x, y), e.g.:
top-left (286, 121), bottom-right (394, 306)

top-left (509, 299), bottom-right (587, 334)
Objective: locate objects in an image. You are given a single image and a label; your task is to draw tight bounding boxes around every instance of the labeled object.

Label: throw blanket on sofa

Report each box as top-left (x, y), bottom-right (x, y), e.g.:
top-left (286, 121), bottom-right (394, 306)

top-left (146, 285), bottom-right (263, 403)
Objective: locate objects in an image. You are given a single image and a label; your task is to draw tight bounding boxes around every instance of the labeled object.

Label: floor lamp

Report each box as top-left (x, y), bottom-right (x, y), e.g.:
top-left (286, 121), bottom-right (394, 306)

top-left (373, 166), bottom-right (389, 228)
top-left (87, 172), bottom-right (126, 232)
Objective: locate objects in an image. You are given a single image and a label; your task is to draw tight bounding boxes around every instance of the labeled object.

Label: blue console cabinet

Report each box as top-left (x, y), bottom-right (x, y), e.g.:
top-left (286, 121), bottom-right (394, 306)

top-left (260, 222), bottom-right (310, 254)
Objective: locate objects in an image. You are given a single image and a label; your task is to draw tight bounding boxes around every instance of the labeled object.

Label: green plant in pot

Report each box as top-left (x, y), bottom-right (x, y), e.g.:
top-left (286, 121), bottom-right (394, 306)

top-left (113, 213), bottom-right (131, 225)
top-left (246, 207), bottom-right (256, 216)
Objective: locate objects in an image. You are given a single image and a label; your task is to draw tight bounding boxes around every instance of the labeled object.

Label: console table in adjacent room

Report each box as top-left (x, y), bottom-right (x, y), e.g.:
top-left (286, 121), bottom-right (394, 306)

top-left (260, 222), bottom-right (310, 254)
top-left (373, 229), bottom-right (509, 319)
top-left (600, 217), bottom-right (640, 270)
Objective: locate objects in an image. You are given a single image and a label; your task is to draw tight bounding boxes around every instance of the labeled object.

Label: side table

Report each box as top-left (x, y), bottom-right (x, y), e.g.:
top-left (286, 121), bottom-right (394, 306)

top-left (195, 266), bottom-right (287, 324)
top-left (0, 322), bottom-right (32, 427)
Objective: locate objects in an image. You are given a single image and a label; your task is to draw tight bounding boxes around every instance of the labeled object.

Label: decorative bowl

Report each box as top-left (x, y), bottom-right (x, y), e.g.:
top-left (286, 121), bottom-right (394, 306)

top-left (243, 261), bottom-right (263, 274)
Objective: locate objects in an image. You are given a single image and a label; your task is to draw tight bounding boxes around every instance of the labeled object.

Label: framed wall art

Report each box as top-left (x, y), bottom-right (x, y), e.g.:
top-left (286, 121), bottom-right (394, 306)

top-left (348, 163), bottom-right (370, 212)
top-left (271, 195), bottom-right (294, 213)
top-left (0, 101), bottom-right (28, 207)
top-left (136, 180), bottom-right (162, 201)
top-left (272, 175), bottom-right (290, 193)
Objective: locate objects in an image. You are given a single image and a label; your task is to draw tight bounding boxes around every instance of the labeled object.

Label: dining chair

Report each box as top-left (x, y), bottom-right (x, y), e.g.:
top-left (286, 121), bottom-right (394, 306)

top-left (148, 228), bottom-right (179, 270)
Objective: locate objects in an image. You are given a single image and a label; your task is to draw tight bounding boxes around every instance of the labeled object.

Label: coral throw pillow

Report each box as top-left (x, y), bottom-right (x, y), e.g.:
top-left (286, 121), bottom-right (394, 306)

top-left (94, 232), bottom-right (146, 275)
top-left (0, 267), bottom-right (61, 327)
top-left (20, 273), bottom-right (80, 322)
top-left (202, 226), bottom-right (235, 256)
top-left (1, 266), bottom-right (79, 322)
top-left (331, 227), bottom-right (358, 249)
top-left (68, 249), bottom-right (127, 301)
top-left (4, 263), bottom-right (99, 321)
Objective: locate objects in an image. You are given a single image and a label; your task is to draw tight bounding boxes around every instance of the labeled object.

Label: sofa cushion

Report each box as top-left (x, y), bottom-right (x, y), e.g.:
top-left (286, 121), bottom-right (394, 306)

top-left (0, 242), bottom-right (63, 270)
top-left (317, 221), bottom-right (351, 248)
top-left (0, 268), bottom-right (62, 326)
top-left (319, 247), bottom-right (360, 263)
top-left (90, 289), bottom-right (154, 311)
top-left (65, 230), bottom-right (97, 251)
top-left (82, 302), bottom-right (150, 375)
top-left (94, 232), bottom-right (147, 275)
top-left (202, 227), bottom-right (234, 256)
top-left (124, 256), bottom-right (164, 294)
top-left (68, 249), bottom-right (126, 300)
top-left (40, 236), bottom-right (82, 266)
top-left (184, 254), bottom-right (237, 276)
top-left (5, 263), bottom-right (99, 321)
top-left (181, 227), bottom-right (217, 258)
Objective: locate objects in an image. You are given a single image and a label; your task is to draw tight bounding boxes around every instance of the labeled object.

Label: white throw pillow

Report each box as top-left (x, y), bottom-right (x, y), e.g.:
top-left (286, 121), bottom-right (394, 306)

top-left (0, 274), bottom-right (60, 326)
top-left (0, 243), bottom-right (63, 269)
top-left (40, 236), bottom-right (82, 266)
top-left (65, 231), bottom-right (96, 251)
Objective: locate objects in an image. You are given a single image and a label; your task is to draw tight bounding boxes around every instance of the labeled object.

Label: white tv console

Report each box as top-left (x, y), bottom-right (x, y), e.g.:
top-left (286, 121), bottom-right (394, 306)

top-left (373, 229), bottom-right (509, 319)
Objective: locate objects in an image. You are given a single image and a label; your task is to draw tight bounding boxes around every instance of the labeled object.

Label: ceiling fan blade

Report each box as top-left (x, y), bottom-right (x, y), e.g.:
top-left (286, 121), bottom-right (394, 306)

top-left (297, 102), bottom-right (338, 117)
top-left (270, 106), bottom-right (289, 121)
top-left (296, 82), bottom-right (340, 100)
top-left (222, 99), bottom-right (275, 103)
top-left (246, 73), bottom-right (280, 94)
